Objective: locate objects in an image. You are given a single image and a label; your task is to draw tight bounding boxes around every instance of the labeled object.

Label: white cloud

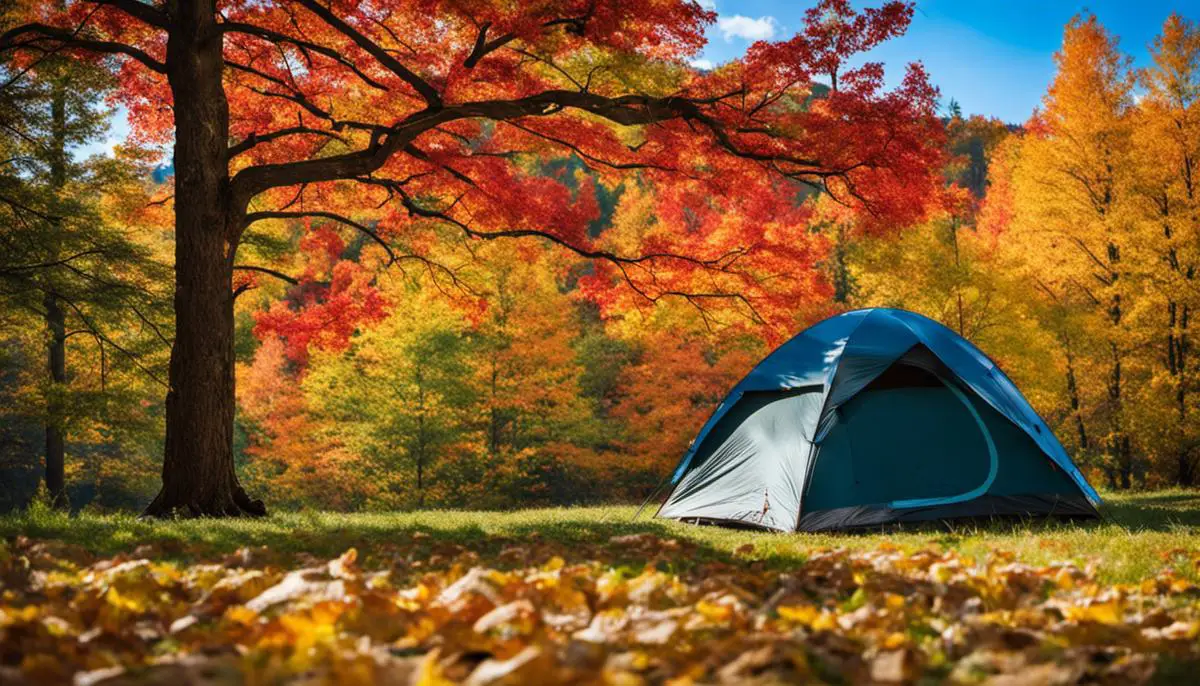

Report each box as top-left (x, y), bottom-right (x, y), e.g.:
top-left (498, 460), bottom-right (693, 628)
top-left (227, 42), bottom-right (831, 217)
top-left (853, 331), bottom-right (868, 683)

top-left (717, 15), bottom-right (777, 42)
top-left (689, 58), bottom-right (715, 70)
top-left (697, 0), bottom-right (716, 10)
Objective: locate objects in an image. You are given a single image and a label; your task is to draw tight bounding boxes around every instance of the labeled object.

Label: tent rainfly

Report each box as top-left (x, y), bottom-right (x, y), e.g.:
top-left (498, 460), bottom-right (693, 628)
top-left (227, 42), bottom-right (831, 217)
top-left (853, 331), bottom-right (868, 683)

top-left (656, 308), bottom-right (1101, 532)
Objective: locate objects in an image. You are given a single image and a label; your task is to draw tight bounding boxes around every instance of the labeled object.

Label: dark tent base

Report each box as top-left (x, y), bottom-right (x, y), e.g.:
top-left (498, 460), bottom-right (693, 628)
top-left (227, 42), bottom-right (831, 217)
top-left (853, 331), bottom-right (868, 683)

top-left (797, 493), bottom-right (1099, 533)
top-left (660, 493), bottom-right (1099, 533)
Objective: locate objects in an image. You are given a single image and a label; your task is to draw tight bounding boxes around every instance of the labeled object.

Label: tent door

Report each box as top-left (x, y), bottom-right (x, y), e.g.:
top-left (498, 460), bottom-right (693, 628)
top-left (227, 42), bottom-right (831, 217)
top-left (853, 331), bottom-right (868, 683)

top-left (887, 377), bottom-right (998, 508)
top-left (800, 362), bottom-right (999, 514)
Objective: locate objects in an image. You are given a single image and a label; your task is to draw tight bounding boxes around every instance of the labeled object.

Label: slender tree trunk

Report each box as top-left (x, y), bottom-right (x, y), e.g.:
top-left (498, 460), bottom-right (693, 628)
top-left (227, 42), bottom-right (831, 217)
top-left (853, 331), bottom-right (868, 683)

top-left (144, 0), bottom-right (263, 517)
top-left (416, 372), bottom-right (426, 508)
top-left (1168, 298), bottom-right (1195, 485)
top-left (949, 215), bottom-right (965, 336)
top-left (43, 293), bottom-right (66, 507)
top-left (830, 223), bottom-right (853, 304)
top-left (1104, 240), bottom-right (1132, 489)
top-left (42, 63), bottom-right (68, 508)
top-left (1181, 295), bottom-right (1194, 485)
top-left (1110, 342), bottom-right (1132, 489)
top-left (1062, 331), bottom-right (1114, 487)
top-left (1063, 339), bottom-right (1089, 449)
top-left (489, 355), bottom-right (500, 460)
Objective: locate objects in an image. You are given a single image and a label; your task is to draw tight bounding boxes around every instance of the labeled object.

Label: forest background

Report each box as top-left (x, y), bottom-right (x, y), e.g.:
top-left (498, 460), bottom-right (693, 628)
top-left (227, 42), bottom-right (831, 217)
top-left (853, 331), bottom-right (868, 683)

top-left (3, 3), bottom-right (1199, 513)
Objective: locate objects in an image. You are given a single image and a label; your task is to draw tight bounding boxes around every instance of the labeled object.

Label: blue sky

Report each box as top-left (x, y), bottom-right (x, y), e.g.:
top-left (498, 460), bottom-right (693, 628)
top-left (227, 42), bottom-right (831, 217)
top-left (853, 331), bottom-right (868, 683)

top-left (694, 0), bottom-right (1197, 123)
top-left (79, 0), bottom-right (1195, 157)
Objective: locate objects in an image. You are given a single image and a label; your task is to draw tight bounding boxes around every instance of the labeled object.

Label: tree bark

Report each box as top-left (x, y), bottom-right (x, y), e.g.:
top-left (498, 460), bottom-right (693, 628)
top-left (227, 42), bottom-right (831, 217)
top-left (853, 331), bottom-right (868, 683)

top-left (416, 369), bottom-right (426, 508)
top-left (42, 60), bottom-right (68, 509)
top-left (144, 0), bottom-right (263, 517)
top-left (1168, 299), bottom-right (1195, 486)
top-left (1104, 240), bottom-right (1132, 489)
top-left (1110, 342), bottom-right (1132, 489)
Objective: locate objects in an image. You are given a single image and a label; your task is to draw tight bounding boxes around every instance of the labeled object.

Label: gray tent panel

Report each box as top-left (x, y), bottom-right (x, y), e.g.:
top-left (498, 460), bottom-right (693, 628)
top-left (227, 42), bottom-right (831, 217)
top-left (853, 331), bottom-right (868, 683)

top-left (658, 390), bottom-right (822, 530)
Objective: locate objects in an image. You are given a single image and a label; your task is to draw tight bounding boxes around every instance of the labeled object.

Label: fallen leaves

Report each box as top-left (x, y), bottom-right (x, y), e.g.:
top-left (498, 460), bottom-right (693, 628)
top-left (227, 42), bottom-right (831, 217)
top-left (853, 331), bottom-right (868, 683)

top-left (1, 534), bottom-right (1199, 684)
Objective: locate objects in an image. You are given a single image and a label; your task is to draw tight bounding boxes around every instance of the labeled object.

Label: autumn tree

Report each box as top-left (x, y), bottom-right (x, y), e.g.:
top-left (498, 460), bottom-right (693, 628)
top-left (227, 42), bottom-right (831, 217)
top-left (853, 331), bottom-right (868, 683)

top-left (851, 113), bottom-right (1013, 334)
top-left (1128, 14), bottom-right (1200, 485)
top-left (1006, 15), bottom-right (1137, 487)
top-left (0, 0), bottom-right (942, 515)
top-left (465, 244), bottom-right (593, 469)
top-left (0, 32), bottom-right (171, 508)
top-left (976, 137), bottom-right (1101, 468)
top-left (299, 285), bottom-right (476, 509)
top-left (235, 336), bottom-right (371, 508)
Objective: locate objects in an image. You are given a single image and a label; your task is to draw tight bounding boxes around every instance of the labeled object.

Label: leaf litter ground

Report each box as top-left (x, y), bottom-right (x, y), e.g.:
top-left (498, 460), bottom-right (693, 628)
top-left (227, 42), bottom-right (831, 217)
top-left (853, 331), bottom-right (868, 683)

top-left (3, 492), bottom-right (1200, 684)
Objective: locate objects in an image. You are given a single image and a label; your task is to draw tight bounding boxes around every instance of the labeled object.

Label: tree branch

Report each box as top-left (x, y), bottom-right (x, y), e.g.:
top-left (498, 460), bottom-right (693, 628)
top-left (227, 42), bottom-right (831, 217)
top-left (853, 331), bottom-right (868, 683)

top-left (91, 0), bottom-right (169, 29)
top-left (233, 264), bottom-right (299, 284)
top-left (294, 0), bottom-right (442, 106)
top-left (0, 23), bottom-right (167, 74)
top-left (219, 21), bottom-right (389, 91)
top-left (463, 22), bottom-right (517, 69)
top-left (463, 10), bottom-right (595, 70)
top-left (0, 249), bottom-right (107, 276)
top-left (228, 126), bottom-right (347, 157)
top-left (244, 209), bottom-right (398, 264)
top-left (231, 90), bottom-right (703, 200)
top-left (381, 180), bottom-right (744, 271)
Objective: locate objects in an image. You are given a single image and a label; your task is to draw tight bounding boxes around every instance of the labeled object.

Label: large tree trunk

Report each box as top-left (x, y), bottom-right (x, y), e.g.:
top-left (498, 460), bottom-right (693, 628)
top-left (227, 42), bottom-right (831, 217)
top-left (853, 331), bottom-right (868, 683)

top-left (145, 0), bottom-right (263, 517)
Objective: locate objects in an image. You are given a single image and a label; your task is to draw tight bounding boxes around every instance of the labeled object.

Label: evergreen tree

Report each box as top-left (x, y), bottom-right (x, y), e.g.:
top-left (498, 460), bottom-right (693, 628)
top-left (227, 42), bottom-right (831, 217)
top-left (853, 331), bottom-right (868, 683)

top-left (0, 45), bottom-right (170, 508)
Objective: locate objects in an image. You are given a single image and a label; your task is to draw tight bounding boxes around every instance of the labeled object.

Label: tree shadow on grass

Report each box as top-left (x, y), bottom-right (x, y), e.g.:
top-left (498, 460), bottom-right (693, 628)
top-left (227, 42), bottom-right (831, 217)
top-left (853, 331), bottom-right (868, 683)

top-left (5, 491), bottom-right (1200, 569)
top-left (1098, 491), bottom-right (1200, 531)
top-left (282, 516), bottom-right (787, 576)
top-left (1, 510), bottom-right (772, 576)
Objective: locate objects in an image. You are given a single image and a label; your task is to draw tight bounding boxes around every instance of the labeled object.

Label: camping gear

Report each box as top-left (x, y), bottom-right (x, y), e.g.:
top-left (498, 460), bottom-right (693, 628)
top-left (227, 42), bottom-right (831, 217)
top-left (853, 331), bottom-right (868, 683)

top-left (657, 308), bottom-right (1100, 531)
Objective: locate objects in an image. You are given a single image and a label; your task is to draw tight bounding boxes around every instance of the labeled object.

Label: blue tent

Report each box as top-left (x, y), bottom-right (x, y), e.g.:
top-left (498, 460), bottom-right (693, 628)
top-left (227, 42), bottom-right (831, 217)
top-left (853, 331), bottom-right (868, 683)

top-left (657, 308), bottom-right (1101, 531)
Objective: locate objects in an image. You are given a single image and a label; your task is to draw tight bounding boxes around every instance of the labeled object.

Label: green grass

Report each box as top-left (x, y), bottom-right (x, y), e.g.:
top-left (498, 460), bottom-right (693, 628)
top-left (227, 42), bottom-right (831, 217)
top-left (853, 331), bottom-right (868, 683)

top-left (3, 489), bottom-right (1199, 583)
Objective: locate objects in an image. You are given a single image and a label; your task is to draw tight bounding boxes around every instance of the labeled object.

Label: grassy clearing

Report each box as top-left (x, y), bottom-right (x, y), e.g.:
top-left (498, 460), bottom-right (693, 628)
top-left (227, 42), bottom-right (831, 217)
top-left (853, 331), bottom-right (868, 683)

top-left (3, 489), bottom-right (1198, 583)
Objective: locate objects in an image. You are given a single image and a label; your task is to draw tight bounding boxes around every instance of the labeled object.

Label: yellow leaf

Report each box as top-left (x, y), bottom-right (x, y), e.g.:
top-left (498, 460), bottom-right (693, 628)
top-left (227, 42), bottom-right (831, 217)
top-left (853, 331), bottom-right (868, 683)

top-left (1054, 568), bottom-right (1076, 590)
top-left (929, 562), bottom-right (955, 584)
top-left (105, 586), bottom-right (144, 613)
top-left (884, 593), bottom-right (905, 610)
top-left (397, 583), bottom-right (431, 611)
top-left (223, 604), bottom-right (258, 626)
top-left (777, 605), bottom-right (819, 625)
top-left (812, 611), bottom-right (837, 632)
top-left (630, 651), bottom-right (650, 670)
top-left (329, 548), bottom-right (358, 578)
top-left (1064, 600), bottom-right (1122, 625)
top-left (414, 649), bottom-right (455, 686)
top-left (695, 598), bottom-right (732, 623)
